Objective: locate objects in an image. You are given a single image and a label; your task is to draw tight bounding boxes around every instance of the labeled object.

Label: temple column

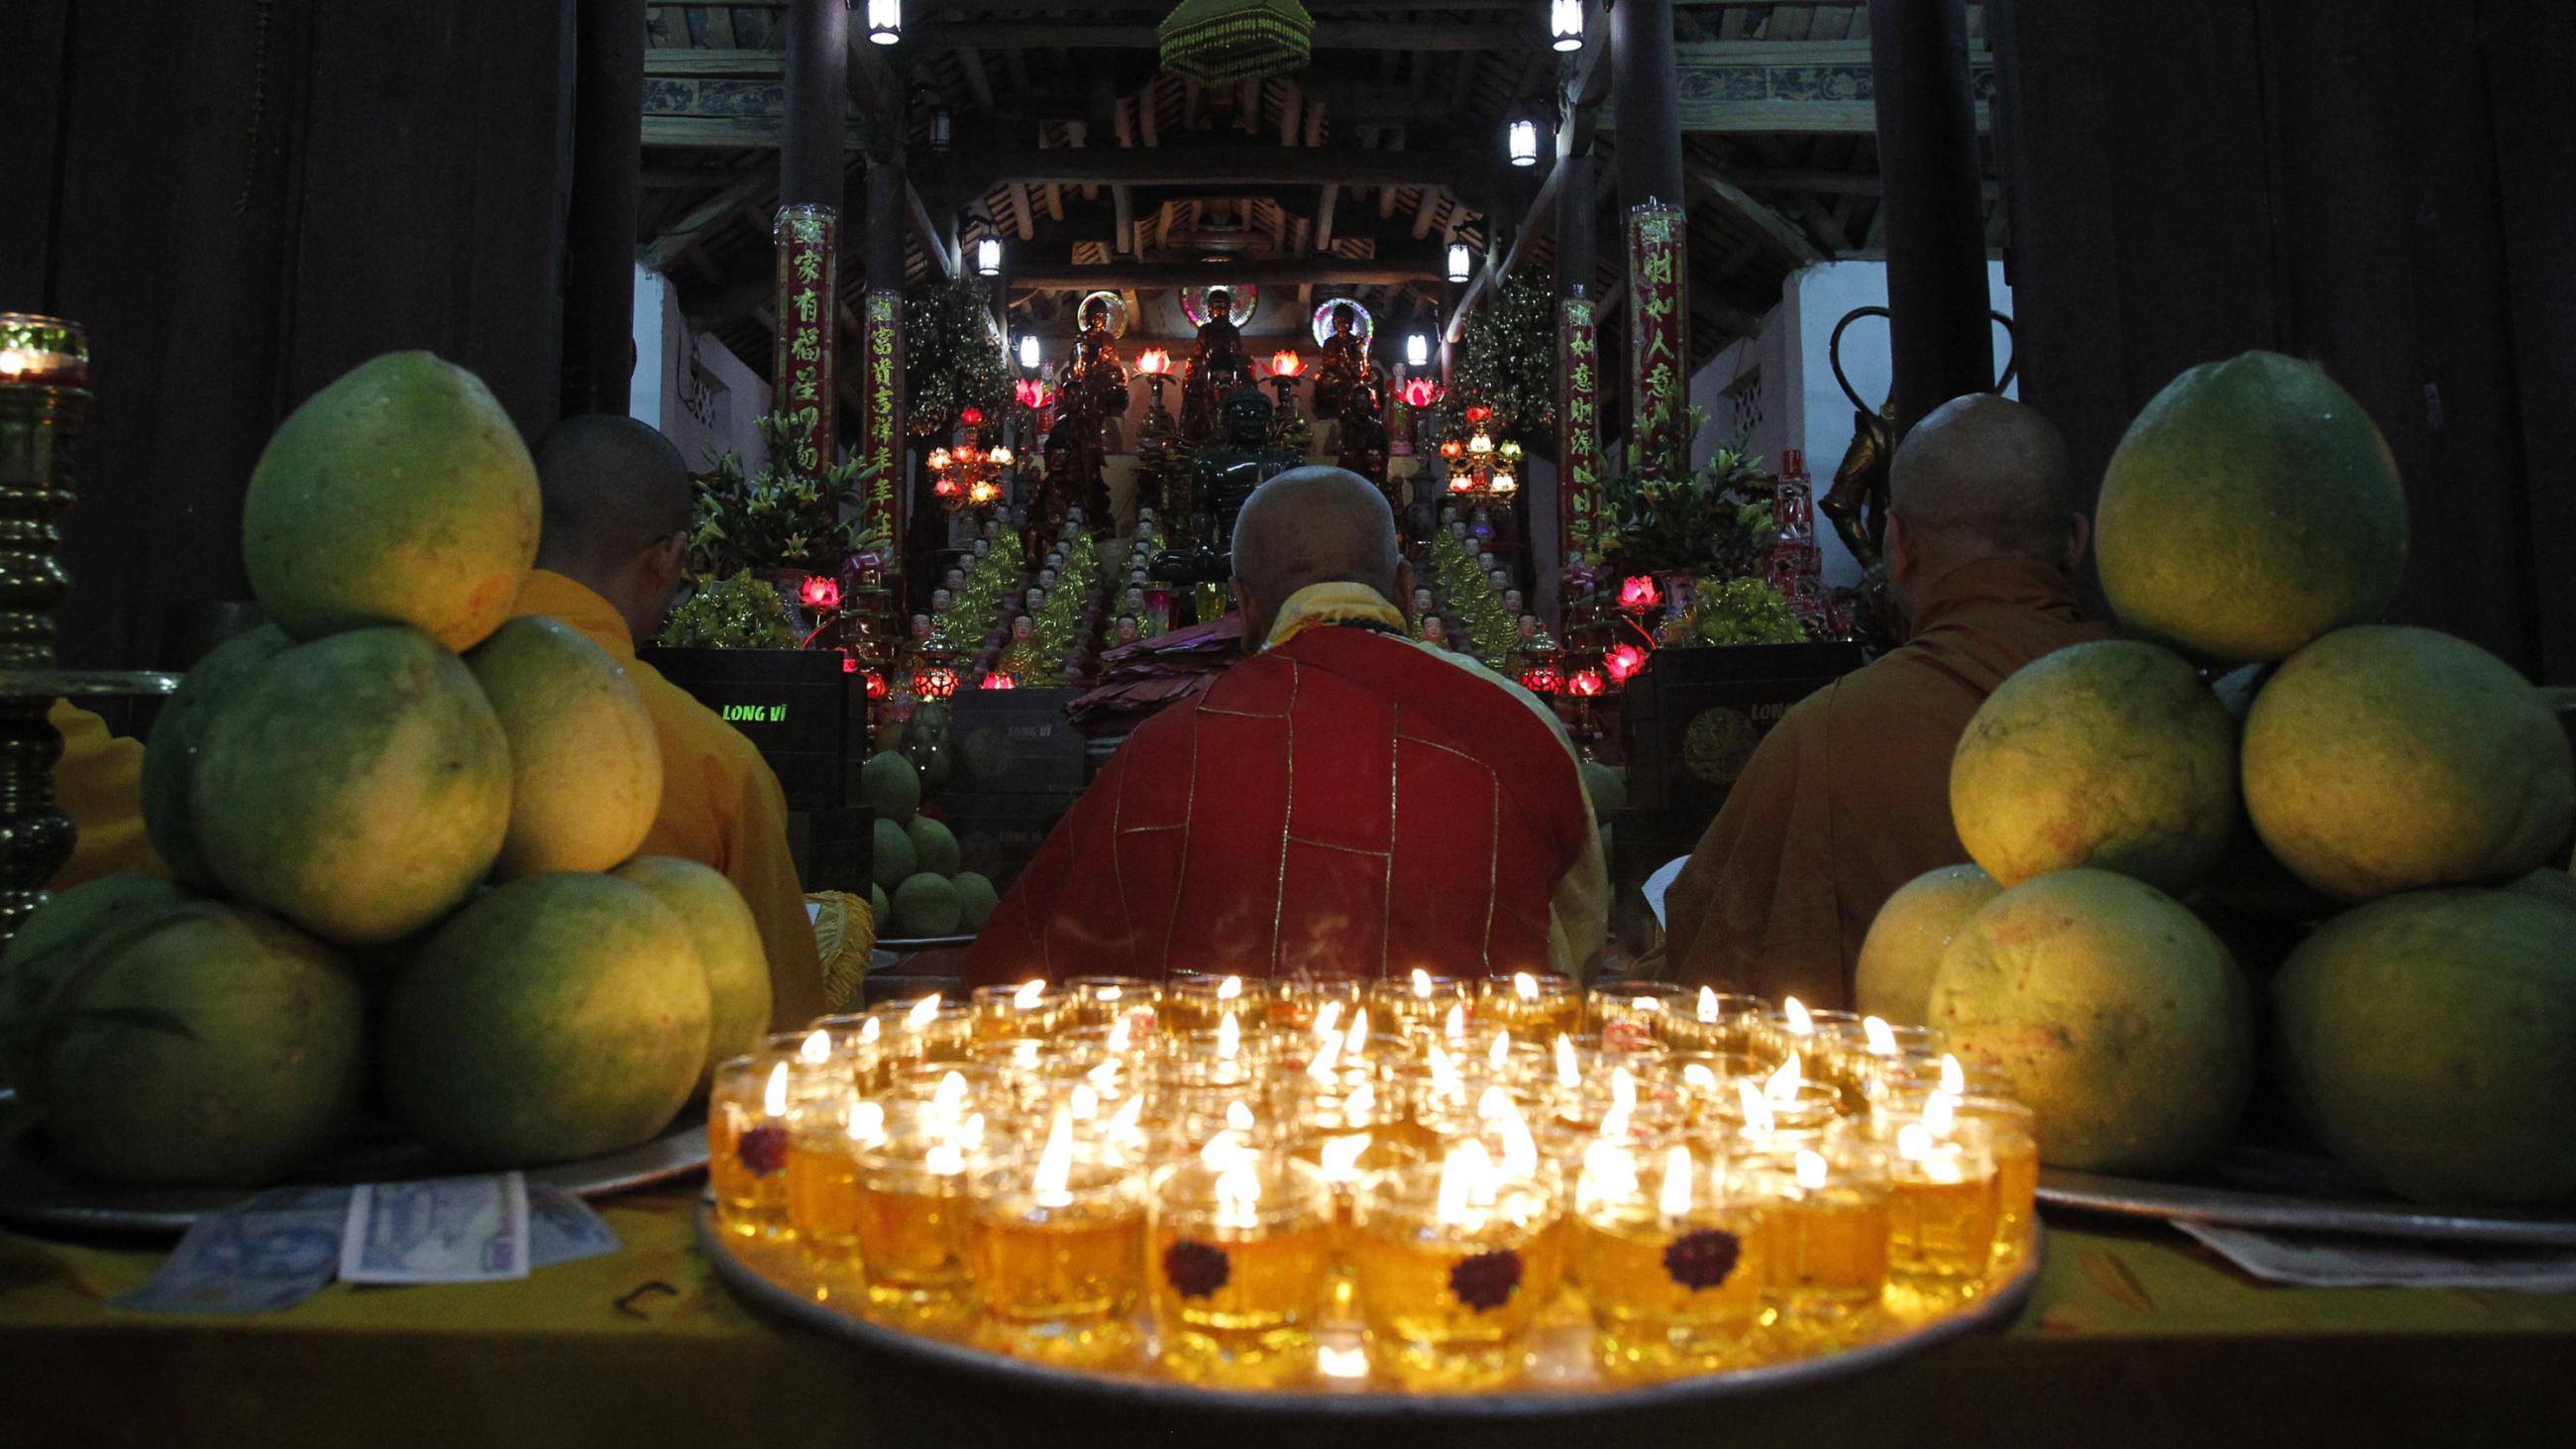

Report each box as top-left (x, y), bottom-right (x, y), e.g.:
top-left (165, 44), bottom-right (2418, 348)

top-left (562, 0), bottom-right (644, 415)
top-left (772, 0), bottom-right (845, 482)
top-left (1869, 0), bottom-right (1995, 434)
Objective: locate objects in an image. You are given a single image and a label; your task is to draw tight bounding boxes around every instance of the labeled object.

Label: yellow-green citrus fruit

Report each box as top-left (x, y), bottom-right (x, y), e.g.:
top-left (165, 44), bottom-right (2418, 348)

top-left (469, 615), bottom-right (662, 878)
top-left (613, 855), bottom-right (771, 1086)
top-left (1855, 863), bottom-right (2001, 1023)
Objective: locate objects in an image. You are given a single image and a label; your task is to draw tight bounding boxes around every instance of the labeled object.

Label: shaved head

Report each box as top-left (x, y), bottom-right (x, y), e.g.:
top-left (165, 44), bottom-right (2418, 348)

top-left (532, 415), bottom-right (693, 576)
top-left (1233, 467), bottom-right (1403, 606)
top-left (1888, 394), bottom-right (2078, 561)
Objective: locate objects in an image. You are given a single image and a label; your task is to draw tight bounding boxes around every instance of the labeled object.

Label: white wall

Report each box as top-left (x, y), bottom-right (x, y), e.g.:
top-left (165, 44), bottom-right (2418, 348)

top-left (631, 262), bottom-right (772, 475)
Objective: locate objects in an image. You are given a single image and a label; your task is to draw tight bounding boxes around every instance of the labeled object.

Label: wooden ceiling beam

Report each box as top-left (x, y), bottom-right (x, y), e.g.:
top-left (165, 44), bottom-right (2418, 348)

top-left (1010, 257), bottom-right (1444, 289)
top-left (954, 147), bottom-right (1498, 194)
top-left (1688, 166), bottom-right (1827, 263)
top-left (908, 22), bottom-right (1537, 52)
top-left (638, 169), bottom-right (772, 272)
top-left (1446, 156), bottom-right (1563, 342)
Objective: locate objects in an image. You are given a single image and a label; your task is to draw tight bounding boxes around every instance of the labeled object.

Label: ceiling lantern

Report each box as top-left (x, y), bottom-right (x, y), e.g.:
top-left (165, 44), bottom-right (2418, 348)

top-left (866, 0), bottom-right (903, 47)
top-left (1550, 0), bottom-right (1584, 54)
top-left (1447, 240), bottom-right (1473, 284)
top-left (974, 234), bottom-right (1003, 278)
top-left (1507, 116), bottom-right (1542, 167)
top-left (1158, 0), bottom-right (1317, 85)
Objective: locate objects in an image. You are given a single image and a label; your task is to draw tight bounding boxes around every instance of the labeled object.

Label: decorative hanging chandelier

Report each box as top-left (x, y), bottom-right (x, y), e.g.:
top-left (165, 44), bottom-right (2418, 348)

top-left (1157, 0), bottom-right (1315, 84)
top-left (927, 406), bottom-right (1012, 512)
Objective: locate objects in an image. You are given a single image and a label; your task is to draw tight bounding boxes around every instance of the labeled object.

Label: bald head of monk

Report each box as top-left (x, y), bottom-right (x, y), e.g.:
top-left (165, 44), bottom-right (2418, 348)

top-left (532, 415), bottom-right (696, 643)
top-left (1884, 393), bottom-right (2089, 615)
top-left (1231, 466), bottom-right (1414, 649)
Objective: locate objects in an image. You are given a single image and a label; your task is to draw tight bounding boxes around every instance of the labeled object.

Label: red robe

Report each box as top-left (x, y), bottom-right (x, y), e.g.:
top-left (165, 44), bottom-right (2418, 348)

top-left (963, 622), bottom-right (1595, 983)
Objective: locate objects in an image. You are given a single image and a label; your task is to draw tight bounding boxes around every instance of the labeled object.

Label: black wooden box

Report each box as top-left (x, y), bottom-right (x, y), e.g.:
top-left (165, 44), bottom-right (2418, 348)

top-left (1620, 642), bottom-right (1867, 816)
top-left (947, 689), bottom-right (1090, 795)
top-left (933, 790), bottom-right (1081, 891)
top-left (638, 646), bottom-right (849, 810)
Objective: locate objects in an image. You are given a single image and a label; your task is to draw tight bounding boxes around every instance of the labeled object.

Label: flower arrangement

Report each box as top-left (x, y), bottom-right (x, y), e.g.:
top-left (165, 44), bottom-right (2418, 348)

top-left (1598, 436), bottom-right (1776, 581)
top-left (686, 412), bottom-right (885, 578)
top-left (658, 570), bottom-right (801, 649)
top-left (1689, 577), bottom-right (1810, 647)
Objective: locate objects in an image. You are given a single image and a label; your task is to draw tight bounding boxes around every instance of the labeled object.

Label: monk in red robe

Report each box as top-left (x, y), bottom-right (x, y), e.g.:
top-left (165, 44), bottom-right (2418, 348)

top-left (964, 467), bottom-right (1608, 984)
top-left (1663, 395), bottom-right (2108, 1007)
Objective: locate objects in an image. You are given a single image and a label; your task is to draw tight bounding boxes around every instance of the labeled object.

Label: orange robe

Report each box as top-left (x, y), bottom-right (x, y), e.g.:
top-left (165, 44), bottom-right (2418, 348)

top-left (46, 700), bottom-right (165, 890)
top-left (511, 570), bottom-right (824, 1027)
top-left (1663, 556), bottom-right (2109, 1008)
top-left (963, 584), bottom-right (1608, 984)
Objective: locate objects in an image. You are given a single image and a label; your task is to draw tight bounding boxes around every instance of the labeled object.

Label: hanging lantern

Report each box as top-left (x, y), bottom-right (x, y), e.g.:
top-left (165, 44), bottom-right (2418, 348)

top-left (926, 103), bottom-right (953, 154)
top-left (1157, 0), bottom-right (1316, 85)
top-left (867, 0), bottom-right (902, 46)
top-left (1017, 333), bottom-right (1042, 371)
top-left (1507, 116), bottom-right (1542, 168)
top-left (1405, 332), bottom-right (1432, 369)
top-left (1447, 240), bottom-right (1472, 284)
top-left (1520, 661), bottom-right (1563, 696)
top-left (974, 234), bottom-right (1003, 278)
top-left (1551, 0), bottom-right (1584, 53)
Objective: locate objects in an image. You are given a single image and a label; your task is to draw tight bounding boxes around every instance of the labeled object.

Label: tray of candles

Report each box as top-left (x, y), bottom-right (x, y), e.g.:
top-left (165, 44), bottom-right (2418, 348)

top-left (693, 977), bottom-right (2041, 1443)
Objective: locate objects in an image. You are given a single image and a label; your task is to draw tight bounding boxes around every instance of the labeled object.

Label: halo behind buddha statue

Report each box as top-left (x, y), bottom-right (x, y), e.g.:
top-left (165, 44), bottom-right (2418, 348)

top-left (1311, 299), bottom-right (1375, 348)
top-left (1077, 290), bottom-right (1130, 339)
top-left (1179, 283), bottom-right (1260, 330)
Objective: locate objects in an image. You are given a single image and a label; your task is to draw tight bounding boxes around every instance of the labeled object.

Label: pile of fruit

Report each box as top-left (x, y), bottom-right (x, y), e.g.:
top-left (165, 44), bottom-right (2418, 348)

top-left (855, 750), bottom-right (999, 940)
top-left (1857, 352), bottom-right (2576, 1208)
top-left (0, 353), bottom-right (777, 1187)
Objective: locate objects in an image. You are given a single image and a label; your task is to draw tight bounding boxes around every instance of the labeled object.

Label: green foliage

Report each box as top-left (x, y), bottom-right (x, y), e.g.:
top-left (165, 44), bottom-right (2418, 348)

top-left (1441, 276), bottom-right (1557, 442)
top-left (905, 277), bottom-right (1012, 438)
top-left (1601, 440), bottom-right (1776, 580)
top-left (1691, 578), bottom-right (1810, 647)
top-left (658, 570), bottom-right (800, 649)
top-left (687, 412), bottom-right (881, 577)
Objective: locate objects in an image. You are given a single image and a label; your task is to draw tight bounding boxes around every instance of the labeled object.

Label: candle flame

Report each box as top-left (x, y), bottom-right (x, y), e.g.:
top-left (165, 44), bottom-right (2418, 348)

top-left (1783, 996), bottom-right (1812, 1036)
top-left (1682, 1062), bottom-right (1719, 1092)
top-left (1084, 1059), bottom-right (1121, 1092)
top-left (1580, 1138), bottom-right (1637, 1205)
top-left (1097, 985), bottom-right (1123, 1002)
top-left (1319, 1345), bottom-right (1369, 1379)
top-left (1487, 1029), bottom-right (1512, 1073)
top-left (799, 1029), bottom-right (831, 1064)
top-left (1487, 1093), bottom-right (1540, 1177)
top-left (1216, 1011), bottom-right (1241, 1060)
top-left (1009, 1041), bottom-right (1040, 1070)
top-left (1555, 1034), bottom-right (1580, 1089)
top-left (930, 1070), bottom-right (970, 1120)
top-left (1307, 1024), bottom-right (1344, 1081)
top-left (1514, 971), bottom-right (1540, 1002)
top-left (1736, 1079), bottom-right (1776, 1137)
top-left (858, 1017), bottom-right (882, 1046)
top-left (1345, 1080), bottom-right (1376, 1118)
top-left (1475, 1085), bottom-right (1514, 1123)
top-left (1214, 1163), bottom-right (1262, 1230)
top-left (1925, 1090), bottom-right (1959, 1137)
top-left (1411, 967), bottom-right (1434, 999)
top-left (1217, 975), bottom-right (1242, 1001)
top-left (761, 1060), bottom-right (790, 1117)
top-left (1014, 979), bottom-right (1046, 1010)
top-left (1658, 1146), bottom-right (1695, 1219)
top-left (1940, 1054), bottom-right (1967, 1096)
top-left (1427, 1040), bottom-right (1461, 1097)
top-left (1320, 1132), bottom-right (1371, 1182)
top-left (1107, 1093), bottom-right (1145, 1139)
top-left (1896, 1123), bottom-right (1935, 1164)
top-left (1107, 1015), bottom-right (1134, 1053)
top-left (1312, 1000), bottom-right (1344, 1039)
top-left (1443, 1002), bottom-right (1466, 1041)
top-left (1032, 1108), bottom-right (1075, 1206)
top-left (846, 1099), bottom-right (887, 1147)
top-left (1435, 1139), bottom-right (1499, 1225)
top-left (1863, 1015), bottom-right (1898, 1056)
top-left (1611, 1064), bottom-right (1638, 1113)
top-left (1225, 1099), bottom-right (1255, 1133)
top-left (1069, 1083), bottom-right (1100, 1121)
top-left (1199, 1128), bottom-right (1251, 1170)
top-left (1697, 985), bottom-right (1720, 1022)
top-left (1795, 1149), bottom-right (1829, 1191)
top-left (1349, 1007), bottom-right (1371, 1047)
top-left (1766, 1052), bottom-right (1803, 1100)
top-left (1637, 994), bottom-right (1664, 1014)
top-left (905, 994), bottom-right (941, 1032)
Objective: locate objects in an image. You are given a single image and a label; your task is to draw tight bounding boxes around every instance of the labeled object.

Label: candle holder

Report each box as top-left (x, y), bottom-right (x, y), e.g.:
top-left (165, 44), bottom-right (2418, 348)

top-left (1348, 1144), bottom-right (1560, 1392)
top-left (968, 1123), bottom-right (1147, 1365)
top-left (1366, 970), bottom-right (1474, 1041)
top-left (1066, 975), bottom-right (1162, 1034)
top-left (1268, 975), bottom-right (1364, 1034)
top-left (970, 980), bottom-right (1066, 1043)
top-left (787, 1095), bottom-right (887, 1287)
top-left (1737, 1135), bottom-right (1893, 1348)
top-left (1585, 981), bottom-right (1690, 1053)
top-left (1660, 989), bottom-right (1767, 1057)
top-left (1746, 1002), bottom-right (1865, 1069)
top-left (1148, 1151), bottom-right (1334, 1386)
top-left (1161, 973), bottom-right (1273, 1037)
top-left (1872, 1102), bottom-right (2000, 1314)
top-left (708, 1053), bottom-right (802, 1242)
top-left (1571, 1143), bottom-right (1770, 1381)
top-left (1949, 1095), bottom-right (2038, 1279)
top-left (854, 1115), bottom-right (990, 1332)
top-left (868, 995), bottom-right (976, 1073)
top-left (1476, 972), bottom-right (1583, 1041)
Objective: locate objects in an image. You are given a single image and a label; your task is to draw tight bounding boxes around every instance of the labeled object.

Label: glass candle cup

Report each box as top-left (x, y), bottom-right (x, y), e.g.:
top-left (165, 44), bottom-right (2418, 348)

top-left (786, 1096), bottom-right (891, 1282)
top-left (1737, 1134), bottom-right (1893, 1344)
top-left (1569, 1142), bottom-right (1771, 1381)
top-left (1585, 980), bottom-right (1690, 1052)
top-left (868, 997), bottom-right (977, 1075)
top-left (968, 1137), bottom-right (1147, 1364)
top-left (1161, 974), bottom-right (1274, 1037)
top-left (1348, 1146), bottom-right (1562, 1393)
top-left (1148, 1152), bottom-right (1335, 1387)
top-left (851, 1118), bottom-right (988, 1330)
top-left (970, 980), bottom-right (1067, 1043)
top-left (1476, 972), bottom-right (1584, 1040)
top-left (1655, 989), bottom-right (1767, 1057)
top-left (1066, 975), bottom-right (1162, 1034)
top-left (1747, 1005), bottom-right (1865, 1070)
top-left (1875, 1108), bottom-right (2000, 1312)
top-left (1367, 970), bottom-right (1475, 1041)
top-left (1269, 975), bottom-right (1365, 1034)
top-left (1952, 1096), bottom-right (2038, 1278)
top-left (707, 1053), bottom-right (802, 1241)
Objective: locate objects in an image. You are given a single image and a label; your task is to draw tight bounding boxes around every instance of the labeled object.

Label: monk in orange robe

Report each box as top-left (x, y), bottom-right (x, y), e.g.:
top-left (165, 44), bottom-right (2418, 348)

top-left (964, 467), bottom-right (1608, 984)
top-left (510, 416), bottom-right (823, 1027)
top-left (1664, 395), bottom-right (2108, 1008)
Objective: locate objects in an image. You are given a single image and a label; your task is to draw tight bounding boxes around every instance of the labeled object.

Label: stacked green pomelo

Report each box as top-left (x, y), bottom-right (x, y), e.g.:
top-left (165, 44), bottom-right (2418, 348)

top-left (140, 624), bottom-right (291, 888)
top-left (470, 615), bottom-right (663, 878)
top-left (1854, 864), bottom-right (1998, 1024)
top-left (614, 855), bottom-right (771, 1088)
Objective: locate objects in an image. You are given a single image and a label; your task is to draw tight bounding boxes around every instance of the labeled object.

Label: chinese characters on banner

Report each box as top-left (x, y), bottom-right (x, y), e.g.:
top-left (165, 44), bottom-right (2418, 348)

top-left (859, 290), bottom-right (904, 572)
top-left (1556, 296), bottom-right (1603, 560)
top-left (1626, 201), bottom-right (1689, 479)
top-left (771, 203), bottom-right (838, 484)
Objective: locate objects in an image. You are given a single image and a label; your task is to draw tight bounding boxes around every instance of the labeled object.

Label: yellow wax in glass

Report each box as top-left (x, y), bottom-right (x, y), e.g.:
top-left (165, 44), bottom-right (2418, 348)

top-left (971, 1199), bottom-right (1143, 1324)
top-left (1571, 1207), bottom-right (1769, 1380)
top-left (1886, 1171), bottom-right (2000, 1292)
top-left (1347, 1219), bottom-right (1550, 1392)
top-left (786, 1137), bottom-right (865, 1272)
top-left (1150, 1208), bottom-right (1334, 1388)
top-left (853, 1172), bottom-right (974, 1310)
top-left (1766, 1187), bottom-right (1890, 1316)
top-left (707, 1099), bottom-right (793, 1241)
top-left (1985, 1124), bottom-right (2040, 1275)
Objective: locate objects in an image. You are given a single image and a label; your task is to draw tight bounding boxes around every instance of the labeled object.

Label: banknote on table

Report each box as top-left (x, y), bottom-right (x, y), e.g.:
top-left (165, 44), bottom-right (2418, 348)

top-left (110, 1186), bottom-right (352, 1315)
top-left (527, 1186), bottom-right (621, 1270)
top-left (341, 1171), bottom-right (531, 1283)
top-left (2176, 1220), bottom-right (2576, 1291)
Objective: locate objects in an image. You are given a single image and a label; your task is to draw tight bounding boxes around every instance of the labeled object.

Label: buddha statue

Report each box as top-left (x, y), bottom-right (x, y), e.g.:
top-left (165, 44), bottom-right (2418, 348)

top-left (1180, 287), bottom-right (1253, 444)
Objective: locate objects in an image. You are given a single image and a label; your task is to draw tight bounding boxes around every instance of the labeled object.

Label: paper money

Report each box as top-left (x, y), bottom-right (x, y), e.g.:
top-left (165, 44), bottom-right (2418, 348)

top-left (341, 1171), bottom-right (531, 1283)
top-left (110, 1185), bottom-right (352, 1315)
top-left (527, 1186), bottom-right (621, 1270)
top-left (2176, 1220), bottom-right (2576, 1291)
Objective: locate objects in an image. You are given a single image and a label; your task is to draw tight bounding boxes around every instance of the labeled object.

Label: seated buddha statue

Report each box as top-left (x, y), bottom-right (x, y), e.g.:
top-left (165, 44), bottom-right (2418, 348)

top-left (1180, 287), bottom-right (1252, 444)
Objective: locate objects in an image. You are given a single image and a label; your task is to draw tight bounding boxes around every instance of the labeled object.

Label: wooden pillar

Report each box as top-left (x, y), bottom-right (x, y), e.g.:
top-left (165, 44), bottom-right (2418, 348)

top-left (562, 0), bottom-right (644, 416)
top-left (1610, 0), bottom-right (1684, 215)
top-left (1869, 0), bottom-right (1993, 434)
top-left (774, 0), bottom-right (844, 485)
top-left (779, 0), bottom-right (846, 210)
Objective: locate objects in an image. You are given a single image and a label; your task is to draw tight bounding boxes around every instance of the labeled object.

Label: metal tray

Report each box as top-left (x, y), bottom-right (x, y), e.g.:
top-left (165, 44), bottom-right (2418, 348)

top-left (698, 1205), bottom-right (2041, 1447)
top-left (2038, 1146), bottom-right (2576, 1248)
top-left (0, 1109), bottom-right (707, 1236)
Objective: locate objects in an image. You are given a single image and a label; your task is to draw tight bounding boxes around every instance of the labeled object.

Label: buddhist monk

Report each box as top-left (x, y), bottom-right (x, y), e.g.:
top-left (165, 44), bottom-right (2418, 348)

top-left (964, 466), bottom-right (1609, 985)
top-left (1663, 394), bottom-right (2108, 1007)
top-left (510, 416), bottom-right (823, 1026)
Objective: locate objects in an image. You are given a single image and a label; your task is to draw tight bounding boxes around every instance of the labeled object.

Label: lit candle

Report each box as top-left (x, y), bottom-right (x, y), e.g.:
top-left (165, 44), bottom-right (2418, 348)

top-left (1349, 1137), bottom-right (1560, 1391)
top-left (1148, 1133), bottom-right (1334, 1387)
top-left (1739, 1135), bottom-right (1891, 1346)
top-left (708, 1056), bottom-right (799, 1240)
top-left (1878, 1092), bottom-right (2001, 1315)
top-left (967, 1104), bottom-right (1147, 1361)
top-left (1570, 1142), bottom-right (1769, 1381)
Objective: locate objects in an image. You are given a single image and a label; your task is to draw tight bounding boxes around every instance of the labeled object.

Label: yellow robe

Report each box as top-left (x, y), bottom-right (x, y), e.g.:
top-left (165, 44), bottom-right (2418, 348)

top-left (46, 700), bottom-right (165, 890)
top-left (1663, 556), bottom-right (2109, 1008)
top-left (511, 570), bottom-right (824, 1027)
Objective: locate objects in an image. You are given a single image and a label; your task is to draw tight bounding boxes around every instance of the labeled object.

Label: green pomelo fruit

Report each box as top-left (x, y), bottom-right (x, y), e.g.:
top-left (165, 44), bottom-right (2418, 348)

top-left (1951, 640), bottom-right (2239, 892)
top-left (907, 817), bottom-right (961, 878)
top-left (2200, 666), bottom-right (2339, 923)
top-left (873, 818), bottom-right (916, 890)
top-left (869, 883), bottom-right (889, 923)
top-left (613, 855), bottom-right (771, 1087)
top-left (1929, 868), bottom-right (2254, 1174)
top-left (1854, 863), bottom-right (2000, 1024)
top-left (2272, 889), bottom-right (2576, 1206)
top-left (383, 873), bottom-right (710, 1167)
top-left (2094, 351), bottom-right (2408, 663)
top-left (29, 902), bottom-right (365, 1186)
top-left (142, 624), bottom-right (291, 889)
top-left (469, 616), bottom-right (662, 878)
top-left (1579, 760), bottom-right (1627, 822)
top-left (0, 875), bottom-right (197, 1076)
top-left (955, 872), bottom-right (1000, 932)
top-left (2243, 625), bottom-right (2575, 902)
top-left (243, 352), bottom-right (540, 651)
top-left (192, 626), bottom-right (511, 947)
top-left (891, 873), bottom-right (963, 938)
top-left (859, 750), bottom-right (920, 825)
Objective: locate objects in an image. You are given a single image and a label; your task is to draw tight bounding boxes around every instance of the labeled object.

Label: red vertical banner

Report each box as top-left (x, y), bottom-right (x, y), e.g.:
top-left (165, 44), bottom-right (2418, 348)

top-left (1626, 200), bottom-right (1688, 479)
top-left (859, 289), bottom-right (905, 570)
top-left (1556, 295), bottom-right (1603, 562)
top-left (772, 202), bottom-right (839, 480)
